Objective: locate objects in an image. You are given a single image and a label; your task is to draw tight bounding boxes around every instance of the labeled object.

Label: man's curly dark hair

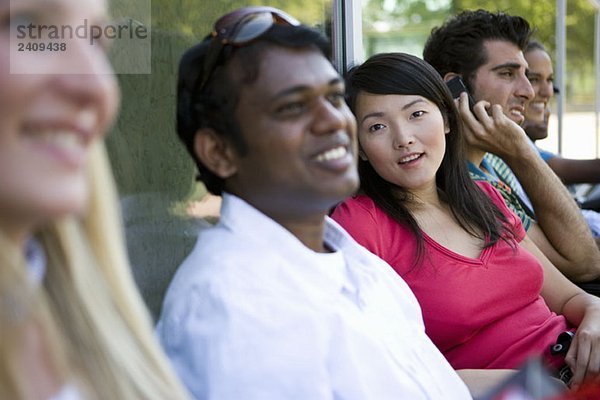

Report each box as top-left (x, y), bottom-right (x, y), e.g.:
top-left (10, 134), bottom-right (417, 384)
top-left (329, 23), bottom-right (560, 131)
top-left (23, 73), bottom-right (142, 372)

top-left (423, 9), bottom-right (532, 93)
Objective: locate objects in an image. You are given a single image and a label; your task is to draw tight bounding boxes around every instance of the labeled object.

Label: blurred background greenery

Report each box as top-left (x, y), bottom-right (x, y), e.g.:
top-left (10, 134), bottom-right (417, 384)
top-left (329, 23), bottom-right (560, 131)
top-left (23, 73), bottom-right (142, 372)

top-left (107, 0), bottom-right (598, 202)
top-left (363, 0), bottom-right (597, 108)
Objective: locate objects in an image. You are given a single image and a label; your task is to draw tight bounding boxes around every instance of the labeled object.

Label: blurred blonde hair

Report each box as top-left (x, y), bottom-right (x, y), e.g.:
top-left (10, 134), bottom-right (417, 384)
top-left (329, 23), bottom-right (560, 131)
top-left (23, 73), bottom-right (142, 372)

top-left (0, 142), bottom-right (189, 399)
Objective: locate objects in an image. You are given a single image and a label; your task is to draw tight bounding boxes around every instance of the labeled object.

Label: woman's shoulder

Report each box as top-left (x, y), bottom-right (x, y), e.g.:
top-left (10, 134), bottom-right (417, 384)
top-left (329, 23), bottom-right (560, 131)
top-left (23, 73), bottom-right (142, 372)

top-left (331, 194), bottom-right (410, 254)
top-left (339, 193), bottom-right (376, 207)
top-left (331, 194), bottom-right (390, 229)
top-left (333, 194), bottom-right (380, 217)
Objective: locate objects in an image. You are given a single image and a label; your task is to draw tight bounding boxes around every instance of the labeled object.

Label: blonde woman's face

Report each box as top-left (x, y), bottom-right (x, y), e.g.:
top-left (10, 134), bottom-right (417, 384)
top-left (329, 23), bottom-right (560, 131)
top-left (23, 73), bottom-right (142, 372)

top-left (0, 0), bottom-right (118, 242)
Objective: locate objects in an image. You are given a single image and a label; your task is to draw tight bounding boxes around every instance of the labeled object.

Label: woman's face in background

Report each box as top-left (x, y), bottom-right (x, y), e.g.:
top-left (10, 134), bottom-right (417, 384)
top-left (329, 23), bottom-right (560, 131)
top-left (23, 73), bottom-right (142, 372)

top-left (0, 0), bottom-right (118, 243)
top-left (524, 48), bottom-right (554, 124)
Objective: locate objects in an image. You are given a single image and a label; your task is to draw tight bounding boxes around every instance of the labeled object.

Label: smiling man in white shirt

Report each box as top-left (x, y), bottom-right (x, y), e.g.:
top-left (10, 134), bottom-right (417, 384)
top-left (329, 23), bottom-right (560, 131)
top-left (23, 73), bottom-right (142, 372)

top-left (156, 6), bottom-right (473, 399)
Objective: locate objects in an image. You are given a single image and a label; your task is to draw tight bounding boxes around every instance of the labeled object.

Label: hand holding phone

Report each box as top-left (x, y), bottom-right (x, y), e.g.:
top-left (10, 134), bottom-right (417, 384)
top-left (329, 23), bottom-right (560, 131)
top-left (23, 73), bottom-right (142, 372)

top-left (446, 76), bottom-right (476, 110)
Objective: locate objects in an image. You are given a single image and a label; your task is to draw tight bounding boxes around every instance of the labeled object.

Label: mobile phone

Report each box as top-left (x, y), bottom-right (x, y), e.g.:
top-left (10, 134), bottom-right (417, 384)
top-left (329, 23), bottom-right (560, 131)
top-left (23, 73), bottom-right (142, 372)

top-left (446, 76), bottom-right (476, 110)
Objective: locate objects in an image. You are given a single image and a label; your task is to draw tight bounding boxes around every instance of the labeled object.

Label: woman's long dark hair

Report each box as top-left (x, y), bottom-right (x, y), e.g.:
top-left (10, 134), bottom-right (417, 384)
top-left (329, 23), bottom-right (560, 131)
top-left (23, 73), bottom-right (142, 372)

top-left (345, 52), bottom-right (516, 264)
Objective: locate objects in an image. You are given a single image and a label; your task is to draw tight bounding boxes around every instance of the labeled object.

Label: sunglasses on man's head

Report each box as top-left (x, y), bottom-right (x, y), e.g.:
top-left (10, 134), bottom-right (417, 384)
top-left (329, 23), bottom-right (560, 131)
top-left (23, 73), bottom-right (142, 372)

top-left (195, 7), bottom-right (300, 94)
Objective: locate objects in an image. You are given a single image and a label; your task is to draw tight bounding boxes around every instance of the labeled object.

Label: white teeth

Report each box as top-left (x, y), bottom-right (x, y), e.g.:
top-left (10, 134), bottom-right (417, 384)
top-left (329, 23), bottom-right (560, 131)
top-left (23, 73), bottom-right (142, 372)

top-left (315, 146), bottom-right (347, 162)
top-left (399, 153), bottom-right (421, 163)
top-left (77, 109), bottom-right (97, 131)
top-left (510, 110), bottom-right (523, 117)
top-left (529, 102), bottom-right (545, 111)
top-left (36, 130), bottom-right (84, 151)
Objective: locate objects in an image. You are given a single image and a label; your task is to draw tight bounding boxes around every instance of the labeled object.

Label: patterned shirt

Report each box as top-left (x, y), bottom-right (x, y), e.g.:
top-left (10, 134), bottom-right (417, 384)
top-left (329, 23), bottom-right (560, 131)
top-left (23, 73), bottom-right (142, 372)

top-left (468, 154), bottom-right (534, 231)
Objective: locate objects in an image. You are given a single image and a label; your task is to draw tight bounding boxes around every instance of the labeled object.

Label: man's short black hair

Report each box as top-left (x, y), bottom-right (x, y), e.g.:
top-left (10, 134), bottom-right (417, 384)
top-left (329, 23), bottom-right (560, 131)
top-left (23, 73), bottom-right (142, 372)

top-left (176, 23), bottom-right (331, 195)
top-left (423, 9), bottom-right (532, 91)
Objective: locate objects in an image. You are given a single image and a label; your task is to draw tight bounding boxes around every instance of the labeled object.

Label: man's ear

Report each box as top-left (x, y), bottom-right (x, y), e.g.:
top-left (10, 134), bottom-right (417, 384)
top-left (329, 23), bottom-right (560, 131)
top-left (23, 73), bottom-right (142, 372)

top-left (193, 128), bottom-right (238, 179)
top-left (443, 72), bottom-right (460, 83)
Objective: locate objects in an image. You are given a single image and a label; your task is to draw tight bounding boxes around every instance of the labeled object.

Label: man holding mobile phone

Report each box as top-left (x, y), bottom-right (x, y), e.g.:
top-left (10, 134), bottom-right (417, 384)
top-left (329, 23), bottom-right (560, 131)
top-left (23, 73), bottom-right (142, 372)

top-left (446, 76), bottom-right (476, 110)
top-left (424, 9), bottom-right (600, 286)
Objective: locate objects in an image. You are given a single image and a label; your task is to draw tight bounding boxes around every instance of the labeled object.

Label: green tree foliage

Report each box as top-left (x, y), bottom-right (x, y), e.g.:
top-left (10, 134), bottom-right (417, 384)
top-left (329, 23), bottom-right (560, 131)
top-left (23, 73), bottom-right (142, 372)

top-left (454, 0), bottom-right (595, 64)
top-left (364, 0), bottom-right (597, 105)
top-left (455, 1), bottom-right (556, 51)
top-left (151, 0), bottom-right (330, 39)
top-left (362, 0), bottom-right (451, 56)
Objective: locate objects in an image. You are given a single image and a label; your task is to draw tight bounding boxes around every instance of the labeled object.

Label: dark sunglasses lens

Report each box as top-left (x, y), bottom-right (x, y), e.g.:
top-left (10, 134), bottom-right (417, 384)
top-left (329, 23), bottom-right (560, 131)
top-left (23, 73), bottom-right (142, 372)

top-left (231, 13), bottom-right (275, 43)
top-left (197, 9), bottom-right (299, 93)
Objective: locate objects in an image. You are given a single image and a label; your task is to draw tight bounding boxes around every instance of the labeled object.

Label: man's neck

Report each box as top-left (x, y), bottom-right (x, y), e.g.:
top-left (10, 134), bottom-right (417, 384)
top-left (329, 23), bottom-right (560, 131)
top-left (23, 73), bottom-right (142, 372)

top-left (245, 197), bottom-right (330, 253)
top-left (227, 190), bottom-right (333, 253)
top-left (275, 214), bottom-right (330, 253)
top-left (466, 146), bottom-right (487, 168)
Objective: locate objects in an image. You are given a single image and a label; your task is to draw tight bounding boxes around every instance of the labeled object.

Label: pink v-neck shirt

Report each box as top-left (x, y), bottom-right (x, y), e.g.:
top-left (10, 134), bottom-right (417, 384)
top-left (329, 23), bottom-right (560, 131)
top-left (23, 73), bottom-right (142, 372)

top-left (332, 181), bottom-right (569, 369)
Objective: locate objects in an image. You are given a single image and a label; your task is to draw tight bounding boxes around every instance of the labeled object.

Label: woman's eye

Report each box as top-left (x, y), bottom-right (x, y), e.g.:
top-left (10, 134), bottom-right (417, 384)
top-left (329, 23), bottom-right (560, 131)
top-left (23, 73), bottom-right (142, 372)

top-left (410, 110), bottom-right (425, 119)
top-left (368, 123), bottom-right (385, 133)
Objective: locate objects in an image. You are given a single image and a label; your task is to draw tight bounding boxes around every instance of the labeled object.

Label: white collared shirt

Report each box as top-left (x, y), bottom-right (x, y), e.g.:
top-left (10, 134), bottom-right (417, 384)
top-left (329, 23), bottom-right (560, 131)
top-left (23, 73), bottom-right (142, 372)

top-left (157, 193), bottom-right (471, 400)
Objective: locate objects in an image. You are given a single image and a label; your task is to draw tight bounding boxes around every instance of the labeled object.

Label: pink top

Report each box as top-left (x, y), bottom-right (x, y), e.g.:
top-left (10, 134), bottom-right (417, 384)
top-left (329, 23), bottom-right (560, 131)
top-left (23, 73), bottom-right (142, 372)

top-left (331, 181), bottom-right (569, 369)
